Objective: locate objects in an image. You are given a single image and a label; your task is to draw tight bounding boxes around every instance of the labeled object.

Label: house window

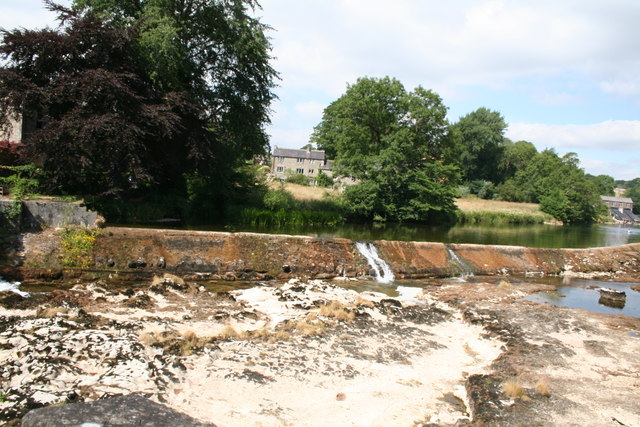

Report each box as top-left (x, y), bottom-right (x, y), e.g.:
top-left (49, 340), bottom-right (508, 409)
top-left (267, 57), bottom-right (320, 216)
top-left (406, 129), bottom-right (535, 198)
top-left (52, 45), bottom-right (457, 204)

top-left (297, 158), bottom-right (305, 163)
top-left (308, 169), bottom-right (314, 175)
top-left (278, 156), bottom-right (284, 162)
top-left (296, 168), bottom-right (304, 174)
top-left (309, 159), bottom-right (315, 165)
top-left (276, 166), bottom-right (283, 173)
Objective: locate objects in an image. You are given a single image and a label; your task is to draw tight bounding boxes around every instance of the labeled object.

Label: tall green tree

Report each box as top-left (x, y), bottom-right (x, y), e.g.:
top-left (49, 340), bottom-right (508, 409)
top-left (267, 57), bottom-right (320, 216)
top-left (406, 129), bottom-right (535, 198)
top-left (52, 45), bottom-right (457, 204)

top-left (72, 0), bottom-right (277, 162)
top-left (453, 107), bottom-right (507, 183)
top-left (623, 178), bottom-right (640, 214)
top-left (311, 76), bottom-right (459, 222)
top-left (586, 174), bottom-right (615, 196)
top-left (497, 149), bottom-right (605, 224)
top-left (499, 140), bottom-right (538, 180)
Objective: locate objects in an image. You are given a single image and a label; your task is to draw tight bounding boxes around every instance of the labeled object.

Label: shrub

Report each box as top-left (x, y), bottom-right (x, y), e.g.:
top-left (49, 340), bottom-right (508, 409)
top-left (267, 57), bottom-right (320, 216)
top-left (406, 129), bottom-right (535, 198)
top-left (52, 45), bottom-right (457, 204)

top-left (285, 173), bottom-right (310, 186)
top-left (263, 188), bottom-right (295, 211)
top-left (503, 380), bottom-right (525, 399)
top-left (60, 227), bottom-right (99, 268)
top-left (316, 170), bottom-right (334, 188)
top-left (535, 378), bottom-right (551, 396)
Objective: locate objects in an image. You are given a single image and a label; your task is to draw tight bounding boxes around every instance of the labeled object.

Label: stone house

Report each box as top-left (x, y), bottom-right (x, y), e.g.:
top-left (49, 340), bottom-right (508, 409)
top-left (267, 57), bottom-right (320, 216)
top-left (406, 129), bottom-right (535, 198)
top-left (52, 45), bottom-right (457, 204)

top-left (270, 147), bottom-right (330, 185)
top-left (600, 196), bottom-right (638, 223)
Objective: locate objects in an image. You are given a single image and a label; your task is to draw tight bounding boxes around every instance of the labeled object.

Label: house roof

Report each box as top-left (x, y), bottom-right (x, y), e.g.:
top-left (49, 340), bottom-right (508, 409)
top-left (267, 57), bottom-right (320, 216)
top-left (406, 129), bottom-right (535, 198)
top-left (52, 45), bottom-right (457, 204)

top-left (601, 196), bottom-right (633, 204)
top-left (273, 147), bottom-right (325, 161)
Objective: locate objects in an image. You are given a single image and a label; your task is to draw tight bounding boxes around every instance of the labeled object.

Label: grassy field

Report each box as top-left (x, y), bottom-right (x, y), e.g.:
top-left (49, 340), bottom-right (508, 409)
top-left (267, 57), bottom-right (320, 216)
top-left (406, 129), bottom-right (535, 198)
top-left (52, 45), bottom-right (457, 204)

top-left (268, 183), bottom-right (554, 224)
top-left (455, 197), bottom-right (554, 224)
top-left (455, 198), bottom-right (543, 214)
top-left (268, 182), bottom-right (340, 201)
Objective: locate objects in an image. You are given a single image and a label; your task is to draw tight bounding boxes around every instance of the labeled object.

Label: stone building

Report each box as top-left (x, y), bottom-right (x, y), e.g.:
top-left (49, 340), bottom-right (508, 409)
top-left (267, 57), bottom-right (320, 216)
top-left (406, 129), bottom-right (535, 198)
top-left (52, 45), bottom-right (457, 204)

top-left (600, 196), bottom-right (638, 223)
top-left (270, 147), bottom-right (329, 185)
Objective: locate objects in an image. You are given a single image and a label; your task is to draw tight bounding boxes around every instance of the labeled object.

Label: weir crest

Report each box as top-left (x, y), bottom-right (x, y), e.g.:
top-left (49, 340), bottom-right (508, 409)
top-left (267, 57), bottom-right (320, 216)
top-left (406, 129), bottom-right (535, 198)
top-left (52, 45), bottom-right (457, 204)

top-left (355, 242), bottom-right (395, 284)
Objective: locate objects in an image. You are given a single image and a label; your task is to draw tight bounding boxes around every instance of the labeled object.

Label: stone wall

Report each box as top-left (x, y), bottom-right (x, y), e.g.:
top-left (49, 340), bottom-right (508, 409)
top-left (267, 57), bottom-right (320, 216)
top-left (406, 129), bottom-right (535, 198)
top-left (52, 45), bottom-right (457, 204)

top-left (0, 199), bottom-right (100, 232)
top-left (2, 227), bottom-right (639, 282)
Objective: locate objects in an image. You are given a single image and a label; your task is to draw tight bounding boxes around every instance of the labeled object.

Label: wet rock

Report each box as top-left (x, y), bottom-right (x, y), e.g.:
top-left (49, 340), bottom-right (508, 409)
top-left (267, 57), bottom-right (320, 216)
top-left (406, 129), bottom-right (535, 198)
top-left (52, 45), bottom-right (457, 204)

top-left (128, 258), bottom-right (147, 269)
top-left (0, 291), bottom-right (28, 309)
top-left (21, 394), bottom-right (211, 427)
top-left (125, 294), bottom-right (154, 309)
top-left (465, 374), bottom-right (505, 424)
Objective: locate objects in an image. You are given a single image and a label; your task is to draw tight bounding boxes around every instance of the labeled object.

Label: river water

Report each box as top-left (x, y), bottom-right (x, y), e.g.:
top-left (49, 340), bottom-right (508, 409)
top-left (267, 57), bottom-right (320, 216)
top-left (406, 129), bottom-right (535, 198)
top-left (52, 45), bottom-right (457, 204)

top-left (138, 222), bottom-right (640, 249)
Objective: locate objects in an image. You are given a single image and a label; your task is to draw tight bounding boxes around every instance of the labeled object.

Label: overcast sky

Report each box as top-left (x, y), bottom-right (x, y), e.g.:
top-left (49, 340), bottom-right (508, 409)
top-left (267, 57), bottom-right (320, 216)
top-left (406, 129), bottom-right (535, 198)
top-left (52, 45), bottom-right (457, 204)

top-left (2, 0), bottom-right (639, 180)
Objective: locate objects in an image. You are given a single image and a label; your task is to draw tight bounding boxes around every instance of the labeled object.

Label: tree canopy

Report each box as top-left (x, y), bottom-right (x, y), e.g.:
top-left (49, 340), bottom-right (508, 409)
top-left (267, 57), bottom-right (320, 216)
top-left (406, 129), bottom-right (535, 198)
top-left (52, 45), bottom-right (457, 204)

top-left (453, 107), bottom-right (507, 183)
top-left (311, 76), bottom-right (459, 222)
top-left (496, 149), bottom-right (606, 224)
top-left (623, 178), bottom-right (640, 214)
top-left (0, 0), bottom-right (276, 203)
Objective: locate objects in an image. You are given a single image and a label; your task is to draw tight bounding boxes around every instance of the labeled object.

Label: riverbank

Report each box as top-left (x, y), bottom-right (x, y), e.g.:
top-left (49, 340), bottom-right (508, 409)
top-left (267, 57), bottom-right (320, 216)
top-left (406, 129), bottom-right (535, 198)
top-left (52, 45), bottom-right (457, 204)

top-left (1, 276), bottom-right (638, 425)
top-left (2, 227), bottom-right (640, 283)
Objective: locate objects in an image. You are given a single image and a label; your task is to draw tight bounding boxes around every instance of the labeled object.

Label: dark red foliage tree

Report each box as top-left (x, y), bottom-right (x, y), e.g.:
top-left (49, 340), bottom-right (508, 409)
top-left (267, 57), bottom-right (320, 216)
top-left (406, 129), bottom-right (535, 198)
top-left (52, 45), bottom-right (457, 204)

top-left (0, 8), bottom-right (216, 196)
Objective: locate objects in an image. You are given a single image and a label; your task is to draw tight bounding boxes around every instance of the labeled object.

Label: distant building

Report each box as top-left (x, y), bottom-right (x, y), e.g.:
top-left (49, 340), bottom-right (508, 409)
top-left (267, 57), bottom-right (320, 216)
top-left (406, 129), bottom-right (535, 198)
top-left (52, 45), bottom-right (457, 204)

top-left (270, 146), bottom-right (359, 187)
top-left (270, 147), bottom-right (328, 185)
top-left (600, 196), bottom-right (639, 223)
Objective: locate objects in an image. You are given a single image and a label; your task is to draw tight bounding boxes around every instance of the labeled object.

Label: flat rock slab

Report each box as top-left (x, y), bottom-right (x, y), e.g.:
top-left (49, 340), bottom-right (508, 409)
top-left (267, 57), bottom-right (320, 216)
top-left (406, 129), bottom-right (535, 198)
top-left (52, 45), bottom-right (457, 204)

top-left (21, 395), bottom-right (212, 427)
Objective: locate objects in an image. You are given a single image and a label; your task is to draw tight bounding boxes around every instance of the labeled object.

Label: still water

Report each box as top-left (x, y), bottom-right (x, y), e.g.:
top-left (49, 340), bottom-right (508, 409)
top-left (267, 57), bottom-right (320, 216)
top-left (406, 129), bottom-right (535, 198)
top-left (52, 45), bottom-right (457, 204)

top-left (520, 278), bottom-right (640, 319)
top-left (156, 222), bottom-right (640, 249)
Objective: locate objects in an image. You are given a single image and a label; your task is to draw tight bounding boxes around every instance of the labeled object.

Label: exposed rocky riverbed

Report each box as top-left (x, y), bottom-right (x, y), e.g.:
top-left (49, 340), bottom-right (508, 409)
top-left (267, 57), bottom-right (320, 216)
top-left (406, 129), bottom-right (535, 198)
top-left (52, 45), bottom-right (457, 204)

top-left (1, 274), bottom-right (639, 426)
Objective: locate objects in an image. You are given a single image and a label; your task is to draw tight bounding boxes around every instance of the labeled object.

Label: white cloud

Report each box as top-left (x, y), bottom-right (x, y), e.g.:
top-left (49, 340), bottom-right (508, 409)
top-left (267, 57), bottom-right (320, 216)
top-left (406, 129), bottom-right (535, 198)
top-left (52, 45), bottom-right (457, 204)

top-left (260, 0), bottom-right (640, 99)
top-left (506, 120), bottom-right (640, 152)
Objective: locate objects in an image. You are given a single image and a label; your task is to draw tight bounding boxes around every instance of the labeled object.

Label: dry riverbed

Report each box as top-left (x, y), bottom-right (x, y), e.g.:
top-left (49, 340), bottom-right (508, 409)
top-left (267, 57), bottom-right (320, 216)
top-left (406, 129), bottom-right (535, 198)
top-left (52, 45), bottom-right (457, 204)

top-left (0, 276), bottom-right (639, 426)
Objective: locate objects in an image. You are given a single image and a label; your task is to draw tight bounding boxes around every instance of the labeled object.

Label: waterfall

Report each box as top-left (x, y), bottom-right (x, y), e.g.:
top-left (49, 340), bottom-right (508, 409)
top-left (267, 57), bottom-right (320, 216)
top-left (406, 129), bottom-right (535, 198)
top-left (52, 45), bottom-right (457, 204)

top-left (355, 242), bottom-right (395, 284)
top-left (446, 247), bottom-right (473, 278)
top-left (0, 277), bottom-right (28, 297)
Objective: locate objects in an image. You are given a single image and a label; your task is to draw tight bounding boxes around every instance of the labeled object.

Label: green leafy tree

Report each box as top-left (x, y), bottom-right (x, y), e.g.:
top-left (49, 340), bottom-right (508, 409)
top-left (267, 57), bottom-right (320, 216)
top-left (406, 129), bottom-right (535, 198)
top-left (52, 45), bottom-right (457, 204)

top-left (316, 170), bottom-right (333, 188)
top-left (453, 107), bottom-right (508, 183)
top-left (497, 149), bottom-right (604, 223)
top-left (623, 178), bottom-right (640, 214)
top-left (499, 140), bottom-right (538, 180)
top-left (311, 76), bottom-right (459, 222)
top-left (586, 174), bottom-right (615, 196)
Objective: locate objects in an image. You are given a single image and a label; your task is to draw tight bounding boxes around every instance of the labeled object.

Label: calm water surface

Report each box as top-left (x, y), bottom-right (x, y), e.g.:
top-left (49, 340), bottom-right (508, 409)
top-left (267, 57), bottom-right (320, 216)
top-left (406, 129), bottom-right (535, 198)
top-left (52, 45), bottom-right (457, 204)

top-left (520, 277), bottom-right (640, 319)
top-left (125, 222), bottom-right (640, 249)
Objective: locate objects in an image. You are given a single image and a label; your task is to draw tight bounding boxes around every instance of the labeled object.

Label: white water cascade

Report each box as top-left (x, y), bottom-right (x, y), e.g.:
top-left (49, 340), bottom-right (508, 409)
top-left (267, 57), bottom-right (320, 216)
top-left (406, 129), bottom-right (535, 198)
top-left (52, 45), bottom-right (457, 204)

top-left (0, 277), bottom-right (29, 297)
top-left (446, 247), bottom-right (473, 278)
top-left (355, 242), bottom-right (395, 284)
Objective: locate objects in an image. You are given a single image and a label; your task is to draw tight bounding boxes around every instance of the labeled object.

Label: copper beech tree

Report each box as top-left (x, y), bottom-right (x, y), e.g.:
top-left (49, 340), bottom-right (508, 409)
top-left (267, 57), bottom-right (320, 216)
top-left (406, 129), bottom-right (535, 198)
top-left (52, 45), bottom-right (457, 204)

top-left (0, 1), bottom-right (276, 200)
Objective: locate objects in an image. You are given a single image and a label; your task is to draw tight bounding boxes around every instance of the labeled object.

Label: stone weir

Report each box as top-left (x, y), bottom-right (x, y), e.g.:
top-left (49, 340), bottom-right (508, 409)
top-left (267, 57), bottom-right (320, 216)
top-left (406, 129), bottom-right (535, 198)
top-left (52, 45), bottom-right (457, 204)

top-left (1, 227), bottom-right (640, 282)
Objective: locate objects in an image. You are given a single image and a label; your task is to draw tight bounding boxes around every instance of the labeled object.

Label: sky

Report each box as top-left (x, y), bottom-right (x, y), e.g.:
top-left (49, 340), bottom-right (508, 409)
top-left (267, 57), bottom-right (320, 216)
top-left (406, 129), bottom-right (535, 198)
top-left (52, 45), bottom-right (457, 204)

top-left (2, 0), bottom-right (639, 180)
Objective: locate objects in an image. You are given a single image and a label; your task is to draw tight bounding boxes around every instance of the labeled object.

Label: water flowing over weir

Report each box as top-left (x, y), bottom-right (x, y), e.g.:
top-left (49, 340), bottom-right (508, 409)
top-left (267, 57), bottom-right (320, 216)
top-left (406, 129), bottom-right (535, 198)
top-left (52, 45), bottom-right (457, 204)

top-left (446, 247), bottom-right (474, 278)
top-left (355, 242), bottom-right (395, 284)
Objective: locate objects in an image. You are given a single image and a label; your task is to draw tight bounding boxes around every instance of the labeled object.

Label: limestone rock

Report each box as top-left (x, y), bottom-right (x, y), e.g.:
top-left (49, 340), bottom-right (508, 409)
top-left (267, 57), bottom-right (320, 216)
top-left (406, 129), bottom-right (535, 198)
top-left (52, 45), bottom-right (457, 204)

top-left (22, 394), bottom-right (212, 427)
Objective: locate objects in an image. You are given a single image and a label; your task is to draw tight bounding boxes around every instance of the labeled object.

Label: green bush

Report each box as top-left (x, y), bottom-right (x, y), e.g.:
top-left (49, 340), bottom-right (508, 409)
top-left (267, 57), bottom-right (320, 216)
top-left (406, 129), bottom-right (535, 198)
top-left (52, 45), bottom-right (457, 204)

top-left (263, 189), bottom-right (295, 211)
top-left (285, 173), bottom-right (310, 186)
top-left (457, 210), bottom-right (551, 225)
top-left (237, 208), bottom-right (343, 227)
top-left (316, 171), bottom-right (334, 188)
